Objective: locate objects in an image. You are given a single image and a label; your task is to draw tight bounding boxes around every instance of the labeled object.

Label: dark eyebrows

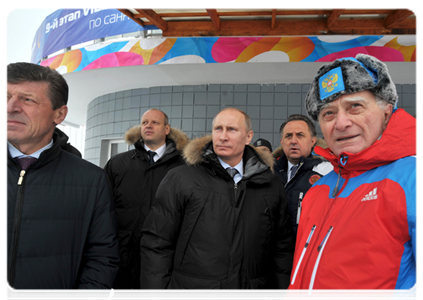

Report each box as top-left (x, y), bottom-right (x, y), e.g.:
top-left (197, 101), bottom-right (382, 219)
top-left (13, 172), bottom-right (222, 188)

top-left (284, 131), bottom-right (305, 138)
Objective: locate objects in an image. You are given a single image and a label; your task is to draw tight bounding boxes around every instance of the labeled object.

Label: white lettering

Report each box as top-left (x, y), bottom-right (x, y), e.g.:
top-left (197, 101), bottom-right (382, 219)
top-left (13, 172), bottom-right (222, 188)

top-left (52, 18), bottom-right (58, 30)
top-left (59, 15), bottom-right (67, 26)
top-left (68, 11), bottom-right (75, 22)
top-left (103, 13), bottom-right (127, 26)
top-left (74, 10), bottom-right (81, 20)
top-left (116, 13), bottom-right (125, 22)
top-left (84, 8), bottom-right (103, 16)
top-left (53, 11), bottom-right (83, 29)
top-left (89, 17), bottom-right (102, 29)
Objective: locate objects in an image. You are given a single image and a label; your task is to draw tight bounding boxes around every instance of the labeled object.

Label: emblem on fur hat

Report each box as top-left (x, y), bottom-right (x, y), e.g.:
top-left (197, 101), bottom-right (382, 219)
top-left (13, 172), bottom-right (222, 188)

top-left (305, 54), bottom-right (398, 121)
top-left (319, 67), bottom-right (345, 100)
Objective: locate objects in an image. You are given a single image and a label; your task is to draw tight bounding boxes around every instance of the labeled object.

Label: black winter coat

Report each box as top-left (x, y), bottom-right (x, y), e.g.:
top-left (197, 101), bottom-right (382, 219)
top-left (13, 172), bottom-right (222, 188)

top-left (7, 128), bottom-right (119, 289)
top-left (140, 136), bottom-right (295, 289)
top-left (273, 146), bottom-right (332, 237)
top-left (104, 126), bottom-right (189, 289)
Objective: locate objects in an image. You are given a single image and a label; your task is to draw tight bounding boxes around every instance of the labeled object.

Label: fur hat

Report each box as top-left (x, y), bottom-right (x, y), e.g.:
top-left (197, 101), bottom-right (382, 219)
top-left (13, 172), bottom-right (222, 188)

top-left (305, 54), bottom-right (398, 121)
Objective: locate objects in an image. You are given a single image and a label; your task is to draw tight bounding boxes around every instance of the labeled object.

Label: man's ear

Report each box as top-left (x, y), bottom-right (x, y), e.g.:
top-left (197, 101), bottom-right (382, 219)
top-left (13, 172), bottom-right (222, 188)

top-left (54, 105), bottom-right (68, 125)
top-left (382, 104), bottom-right (393, 130)
top-left (311, 136), bottom-right (317, 147)
top-left (165, 124), bottom-right (171, 135)
top-left (245, 130), bottom-right (254, 145)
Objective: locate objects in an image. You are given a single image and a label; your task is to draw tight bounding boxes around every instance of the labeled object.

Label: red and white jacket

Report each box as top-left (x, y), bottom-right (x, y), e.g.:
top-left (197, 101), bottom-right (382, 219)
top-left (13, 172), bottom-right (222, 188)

top-left (289, 109), bottom-right (416, 289)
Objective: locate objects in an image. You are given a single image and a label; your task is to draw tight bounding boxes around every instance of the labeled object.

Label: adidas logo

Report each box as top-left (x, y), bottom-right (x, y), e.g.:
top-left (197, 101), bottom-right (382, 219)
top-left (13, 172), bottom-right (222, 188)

top-left (361, 188), bottom-right (378, 202)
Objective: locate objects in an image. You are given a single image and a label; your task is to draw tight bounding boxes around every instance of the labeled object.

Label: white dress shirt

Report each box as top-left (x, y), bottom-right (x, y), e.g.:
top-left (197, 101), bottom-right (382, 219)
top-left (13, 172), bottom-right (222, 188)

top-left (144, 142), bottom-right (166, 163)
top-left (8, 140), bottom-right (53, 159)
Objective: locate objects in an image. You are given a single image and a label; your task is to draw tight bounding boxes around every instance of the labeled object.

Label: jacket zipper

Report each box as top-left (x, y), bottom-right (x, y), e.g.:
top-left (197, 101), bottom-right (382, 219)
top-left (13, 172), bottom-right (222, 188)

top-left (332, 155), bottom-right (348, 197)
top-left (296, 192), bottom-right (303, 225)
top-left (17, 170), bottom-right (26, 185)
top-left (291, 225), bottom-right (316, 285)
top-left (309, 226), bottom-right (333, 290)
top-left (8, 168), bottom-right (28, 287)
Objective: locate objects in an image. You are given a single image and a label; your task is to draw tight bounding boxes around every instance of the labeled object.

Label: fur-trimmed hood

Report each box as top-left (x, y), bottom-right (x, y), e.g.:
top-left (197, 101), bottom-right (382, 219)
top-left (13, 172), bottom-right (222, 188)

top-left (182, 135), bottom-right (275, 172)
top-left (272, 138), bottom-right (328, 160)
top-left (124, 125), bottom-right (189, 152)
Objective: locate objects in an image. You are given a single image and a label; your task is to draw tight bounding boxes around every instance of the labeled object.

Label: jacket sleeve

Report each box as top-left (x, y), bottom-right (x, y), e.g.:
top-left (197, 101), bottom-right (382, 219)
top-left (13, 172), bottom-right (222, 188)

top-left (407, 158), bottom-right (416, 281)
top-left (76, 172), bottom-right (120, 289)
top-left (140, 169), bottom-right (184, 289)
top-left (103, 157), bottom-right (115, 187)
top-left (273, 184), bottom-right (296, 288)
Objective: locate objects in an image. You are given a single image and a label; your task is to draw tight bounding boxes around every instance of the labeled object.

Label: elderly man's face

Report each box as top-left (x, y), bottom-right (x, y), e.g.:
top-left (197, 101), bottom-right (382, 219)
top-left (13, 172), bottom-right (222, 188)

top-left (318, 91), bottom-right (392, 157)
top-left (7, 81), bottom-right (67, 154)
top-left (212, 109), bottom-right (253, 167)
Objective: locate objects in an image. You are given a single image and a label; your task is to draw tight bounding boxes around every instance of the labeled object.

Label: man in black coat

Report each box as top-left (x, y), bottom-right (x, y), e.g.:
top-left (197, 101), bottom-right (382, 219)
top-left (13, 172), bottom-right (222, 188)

top-left (141, 108), bottom-right (294, 289)
top-left (274, 114), bottom-right (333, 236)
top-left (7, 62), bottom-right (119, 289)
top-left (104, 108), bottom-right (189, 289)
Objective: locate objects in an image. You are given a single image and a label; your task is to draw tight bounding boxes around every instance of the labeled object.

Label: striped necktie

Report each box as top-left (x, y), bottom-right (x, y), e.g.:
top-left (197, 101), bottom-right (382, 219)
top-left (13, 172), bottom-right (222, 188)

top-left (226, 167), bottom-right (239, 179)
top-left (290, 165), bottom-right (298, 180)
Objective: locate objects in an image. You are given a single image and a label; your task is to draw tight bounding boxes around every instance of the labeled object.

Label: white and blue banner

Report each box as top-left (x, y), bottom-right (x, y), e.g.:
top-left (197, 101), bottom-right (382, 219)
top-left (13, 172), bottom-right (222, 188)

top-left (31, 9), bottom-right (157, 64)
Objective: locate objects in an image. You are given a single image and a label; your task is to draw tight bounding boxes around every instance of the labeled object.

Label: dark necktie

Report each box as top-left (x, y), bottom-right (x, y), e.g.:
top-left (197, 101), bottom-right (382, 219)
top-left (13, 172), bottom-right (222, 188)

top-left (226, 167), bottom-right (239, 179)
top-left (15, 157), bottom-right (37, 170)
top-left (148, 151), bottom-right (156, 166)
top-left (290, 165), bottom-right (298, 180)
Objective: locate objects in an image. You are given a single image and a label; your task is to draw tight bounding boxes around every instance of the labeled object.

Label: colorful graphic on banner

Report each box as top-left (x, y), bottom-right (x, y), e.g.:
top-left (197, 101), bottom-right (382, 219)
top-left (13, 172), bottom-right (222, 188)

top-left (31, 9), bottom-right (156, 64)
top-left (40, 36), bottom-right (416, 74)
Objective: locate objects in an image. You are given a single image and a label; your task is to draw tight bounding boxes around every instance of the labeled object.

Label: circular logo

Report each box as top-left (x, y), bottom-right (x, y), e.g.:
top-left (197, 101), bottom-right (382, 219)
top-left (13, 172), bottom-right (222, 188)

top-left (309, 174), bottom-right (321, 185)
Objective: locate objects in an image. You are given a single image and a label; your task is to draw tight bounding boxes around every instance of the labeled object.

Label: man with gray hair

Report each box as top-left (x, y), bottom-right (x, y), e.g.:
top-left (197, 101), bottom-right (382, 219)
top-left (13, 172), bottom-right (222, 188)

top-left (289, 54), bottom-right (415, 289)
top-left (141, 108), bottom-right (294, 289)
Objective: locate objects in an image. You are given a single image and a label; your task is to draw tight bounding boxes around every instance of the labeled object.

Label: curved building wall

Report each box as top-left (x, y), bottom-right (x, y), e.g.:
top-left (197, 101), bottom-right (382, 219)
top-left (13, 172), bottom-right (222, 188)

top-left (84, 83), bottom-right (416, 167)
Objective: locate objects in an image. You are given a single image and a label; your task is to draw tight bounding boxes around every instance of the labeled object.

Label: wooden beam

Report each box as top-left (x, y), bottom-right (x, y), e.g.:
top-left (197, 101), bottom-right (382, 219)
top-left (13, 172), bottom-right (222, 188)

top-left (163, 19), bottom-right (328, 37)
top-left (125, 9), bottom-right (413, 21)
top-left (156, 9), bottom-right (399, 18)
top-left (134, 9), bottom-right (167, 31)
top-left (271, 9), bottom-right (277, 30)
top-left (385, 9), bottom-right (414, 28)
top-left (118, 9), bottom-right (145, 27)
top-left (161, 18), bottom-right (415, 37)
top-left (206, 9), bottom-right (220, 30)
top-left (327, 9), bottom-right (344, 29)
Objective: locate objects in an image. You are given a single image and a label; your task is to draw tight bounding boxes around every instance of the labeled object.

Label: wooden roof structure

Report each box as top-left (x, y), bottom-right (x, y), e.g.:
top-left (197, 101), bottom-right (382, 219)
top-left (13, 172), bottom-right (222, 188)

top-left (118, 9), bottom-right (416, 37)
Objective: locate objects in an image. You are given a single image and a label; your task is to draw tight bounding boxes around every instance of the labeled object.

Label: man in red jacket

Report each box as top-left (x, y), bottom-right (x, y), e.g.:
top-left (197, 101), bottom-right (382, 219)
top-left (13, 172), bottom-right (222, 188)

top-left (289, 54), bottom-right (415, 289)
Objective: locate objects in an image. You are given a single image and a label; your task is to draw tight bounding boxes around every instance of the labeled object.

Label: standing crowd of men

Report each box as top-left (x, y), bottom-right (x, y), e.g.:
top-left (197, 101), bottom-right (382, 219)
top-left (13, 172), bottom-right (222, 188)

top-left (7, 54), bottom-right (415, 290)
